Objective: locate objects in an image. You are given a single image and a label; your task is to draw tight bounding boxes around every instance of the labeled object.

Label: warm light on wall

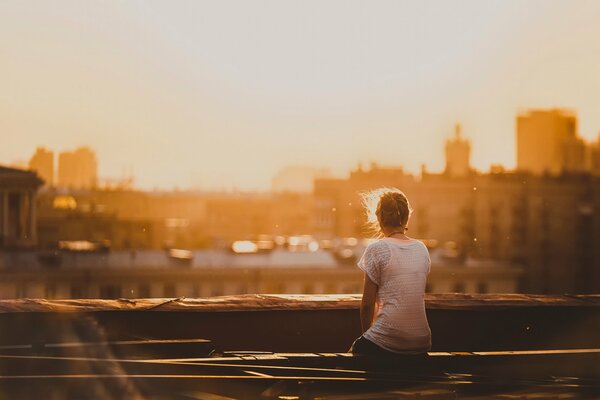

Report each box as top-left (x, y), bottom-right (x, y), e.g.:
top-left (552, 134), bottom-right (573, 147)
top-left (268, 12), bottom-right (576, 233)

top-left (52, 195), bottom-right (77, 210)
top-left (232, 241), bottom-right (258, 254)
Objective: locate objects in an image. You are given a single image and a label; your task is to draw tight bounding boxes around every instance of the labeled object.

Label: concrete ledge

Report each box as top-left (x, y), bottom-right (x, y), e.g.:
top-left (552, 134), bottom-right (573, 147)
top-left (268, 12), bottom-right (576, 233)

top-left (1, 293), bottom-right (599, 313)
top-left (0, 294), bottom-right (598, 353)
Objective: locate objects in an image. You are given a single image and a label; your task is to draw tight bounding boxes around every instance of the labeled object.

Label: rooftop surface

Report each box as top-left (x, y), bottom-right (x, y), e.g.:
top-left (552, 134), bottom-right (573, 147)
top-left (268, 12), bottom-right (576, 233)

top-left (0, 294), bottom-right (598, 399)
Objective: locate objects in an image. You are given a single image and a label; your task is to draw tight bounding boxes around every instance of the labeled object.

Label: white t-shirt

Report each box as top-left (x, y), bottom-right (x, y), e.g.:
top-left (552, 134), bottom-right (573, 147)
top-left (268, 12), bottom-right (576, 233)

top-left (357, 238), bottom-right (431, 354)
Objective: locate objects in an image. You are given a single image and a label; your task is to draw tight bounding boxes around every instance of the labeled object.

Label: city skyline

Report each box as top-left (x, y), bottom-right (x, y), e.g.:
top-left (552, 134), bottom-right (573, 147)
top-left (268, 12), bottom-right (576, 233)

top-left (3, 1), bottom-right (600, 190)
top-left (10, 107), bottom-right (600, 192)
top-left (0, 4), bottom-right (598, 395)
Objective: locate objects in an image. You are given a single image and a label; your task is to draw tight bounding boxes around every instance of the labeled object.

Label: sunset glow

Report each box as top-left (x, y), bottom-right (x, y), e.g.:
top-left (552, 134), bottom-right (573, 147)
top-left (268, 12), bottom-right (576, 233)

top-left (2, 1), bottom-right (600, 189)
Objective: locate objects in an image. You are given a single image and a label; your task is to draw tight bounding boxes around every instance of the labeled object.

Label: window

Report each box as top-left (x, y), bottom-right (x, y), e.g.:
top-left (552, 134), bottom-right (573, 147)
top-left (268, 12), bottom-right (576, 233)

top-left (16, 284), bottom-right (28, 298)
top-left (99, 285), bottom-right (122, 299)
top-left (70, 285), bottom-right (88, 299)
top-left (45, 284), bottom-right (56, 299)
top-left (164, 284), bottom-right (176, 297)
top-left (211, 285), bottom-right (224, 297)
top-left (138, 284), bottom-right (151, 298)
top-left (341, 284), bottom-right (361, 294)
top-left (452, 282), bottom-right (466, 293)
top-left (191, 284), bottom-right (200, 297)
top-left (477, 282), bottom-right (488, 294)
top-left (302, 284), bottom-right (314, 294)
top-left (325, 283), bottom-right (336, 293)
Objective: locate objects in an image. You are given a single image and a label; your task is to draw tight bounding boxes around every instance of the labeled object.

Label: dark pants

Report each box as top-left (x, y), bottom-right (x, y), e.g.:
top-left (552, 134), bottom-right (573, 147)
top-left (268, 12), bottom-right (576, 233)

top-left (350, 335), bottom-right (429, 357)
top-left (350, 335), bottom-right (397, 356)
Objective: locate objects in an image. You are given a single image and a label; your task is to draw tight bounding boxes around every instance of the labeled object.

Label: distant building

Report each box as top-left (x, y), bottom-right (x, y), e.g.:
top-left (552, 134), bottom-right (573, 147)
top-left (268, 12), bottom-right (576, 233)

top-left (590, 133), bottom-right (600, 175)
top-left (34, 188), bottom-right (314, 249)
top-left (563, 136), bottom-right (588, 173)
top-left (445, 123), bottom-right (472, 177)
top-left (28, 147), bottom-right (54, 186)
top-left (516, 109), bottom-right (587, 175)
top-left (204, 192), bottom-right (313, 242)
top-left (312, 162), bottom-right (600, 294)
top-left (313, 164), bottom-right (414, 239)
top-left (0, 166), bottom-right (43, 249)
top-left (0, 248), bottom-right (521, 299)
top-left (272, 166), bottom-right (331, 193)
top-left (58, 147), bottom-right (97, 189)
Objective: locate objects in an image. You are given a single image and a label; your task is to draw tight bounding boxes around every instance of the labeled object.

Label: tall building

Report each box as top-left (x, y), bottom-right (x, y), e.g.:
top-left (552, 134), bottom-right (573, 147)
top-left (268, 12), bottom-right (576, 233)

top-left (57, 147), bottom-right (97, 189)
top-left (563, 136), bottom-right (588, 173)
top-left (444, 123), bottom-right (472, 177)
top-left (272, 166), bottom-right (331, 193)
top-left (28, 147), bottom-right (54, 186)
top-left (590, 133), bottom-right (600, 175)
top-left (516, 109), bottom-right (584, 175)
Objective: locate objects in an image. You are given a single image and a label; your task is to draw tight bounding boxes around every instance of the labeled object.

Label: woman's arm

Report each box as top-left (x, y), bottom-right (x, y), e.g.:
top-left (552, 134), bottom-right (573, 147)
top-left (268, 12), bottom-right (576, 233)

top-left (360, 272), bottom-right (378, 333)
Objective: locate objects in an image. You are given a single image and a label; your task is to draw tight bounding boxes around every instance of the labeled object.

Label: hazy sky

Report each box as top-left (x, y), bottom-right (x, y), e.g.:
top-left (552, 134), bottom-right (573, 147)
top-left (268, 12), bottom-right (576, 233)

top-left (2, 0), bottom-right (600, 190)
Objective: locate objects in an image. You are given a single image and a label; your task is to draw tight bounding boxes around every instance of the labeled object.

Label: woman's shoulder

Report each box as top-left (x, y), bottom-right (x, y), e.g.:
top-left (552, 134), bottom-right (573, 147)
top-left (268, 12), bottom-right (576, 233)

top-left (365, 238), bottom-right (387, 248)
top-left (361, 239), bottom-right (392, 261)
top-left (410, 239), bottom-right (431, 255)
top-left (412, 239), bottom-right (429, 250)
top-left (363, 238), bottom-right (428, 255)
top-left (365, 239), bottom-right (396, 253)
top-left (382, 237), bottom-right (426, 247)
top-left (384, 238), bottom-right (430, 257)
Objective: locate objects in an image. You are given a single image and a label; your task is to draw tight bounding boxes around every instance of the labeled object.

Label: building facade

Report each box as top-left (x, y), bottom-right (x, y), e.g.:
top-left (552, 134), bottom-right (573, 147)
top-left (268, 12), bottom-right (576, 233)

top-left (312, 167), bottom-right (600, 294)
top-left (0, 166), bottom-right (43, 249)
top-left (58, 147), bottom-right (97, 189)
top-left (516, 109), bottom-right (587, 175)
top-left (28, 147), bottom-right (54, 187)
top-left (445, 123), bottom-right (472, 177)
top-left (0, 254), bottom-right (521, 300)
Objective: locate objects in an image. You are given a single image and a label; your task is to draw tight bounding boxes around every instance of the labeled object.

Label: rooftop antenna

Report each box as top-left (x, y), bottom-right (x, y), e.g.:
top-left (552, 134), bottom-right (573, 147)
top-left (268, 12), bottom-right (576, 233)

top-left (455, 122), bottom-right (462, 139)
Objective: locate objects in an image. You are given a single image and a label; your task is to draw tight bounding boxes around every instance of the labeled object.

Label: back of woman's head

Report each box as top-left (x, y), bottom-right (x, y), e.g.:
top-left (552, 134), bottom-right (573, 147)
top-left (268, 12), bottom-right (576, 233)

top-left (361, 187), bottom-right (412, 237)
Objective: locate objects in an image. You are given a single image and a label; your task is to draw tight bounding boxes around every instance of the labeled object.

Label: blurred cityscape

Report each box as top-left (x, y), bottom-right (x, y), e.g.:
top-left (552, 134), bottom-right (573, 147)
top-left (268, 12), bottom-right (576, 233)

top-left (1, 108), bottom-right (599, 299)
top-left (3, 3), bottom-right (600, 398)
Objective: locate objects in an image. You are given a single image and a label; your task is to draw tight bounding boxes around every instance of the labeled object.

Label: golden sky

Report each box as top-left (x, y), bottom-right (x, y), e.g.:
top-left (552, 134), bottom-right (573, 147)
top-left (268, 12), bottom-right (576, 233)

top-left (1, 0), bottom-right (600, 190)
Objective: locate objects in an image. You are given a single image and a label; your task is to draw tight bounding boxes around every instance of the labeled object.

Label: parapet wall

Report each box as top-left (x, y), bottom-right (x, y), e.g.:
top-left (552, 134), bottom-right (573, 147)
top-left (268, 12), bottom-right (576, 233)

top-left (0, 294), bottom-right (598, 353)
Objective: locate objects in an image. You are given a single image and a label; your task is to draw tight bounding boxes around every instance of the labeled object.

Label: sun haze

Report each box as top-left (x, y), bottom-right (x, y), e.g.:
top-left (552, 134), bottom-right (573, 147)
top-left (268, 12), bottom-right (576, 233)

top-left (2, 0), bottom-right (600, 190)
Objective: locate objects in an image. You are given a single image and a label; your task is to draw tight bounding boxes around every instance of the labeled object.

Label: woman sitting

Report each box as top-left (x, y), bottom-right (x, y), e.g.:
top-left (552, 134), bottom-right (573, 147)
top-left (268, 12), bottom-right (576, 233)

top-left (350, 188), bottom-right (431, 356)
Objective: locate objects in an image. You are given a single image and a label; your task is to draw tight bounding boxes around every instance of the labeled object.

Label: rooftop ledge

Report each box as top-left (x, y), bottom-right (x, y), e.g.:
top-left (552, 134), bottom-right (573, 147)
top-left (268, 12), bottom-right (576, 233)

top-left (0, 293), bottom-right (598, 353)
top-left (1, 293), bottom-right (599, 313)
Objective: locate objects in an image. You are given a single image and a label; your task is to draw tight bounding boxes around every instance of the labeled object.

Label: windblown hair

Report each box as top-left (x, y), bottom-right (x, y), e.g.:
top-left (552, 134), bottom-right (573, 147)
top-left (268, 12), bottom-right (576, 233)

top-left (361, 187), bottom-right (413, 237)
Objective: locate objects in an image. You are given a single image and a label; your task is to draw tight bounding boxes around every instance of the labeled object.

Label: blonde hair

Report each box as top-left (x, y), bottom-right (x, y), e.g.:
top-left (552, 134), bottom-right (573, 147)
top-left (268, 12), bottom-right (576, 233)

top-left (361, 187), bottom-right (413, 237)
